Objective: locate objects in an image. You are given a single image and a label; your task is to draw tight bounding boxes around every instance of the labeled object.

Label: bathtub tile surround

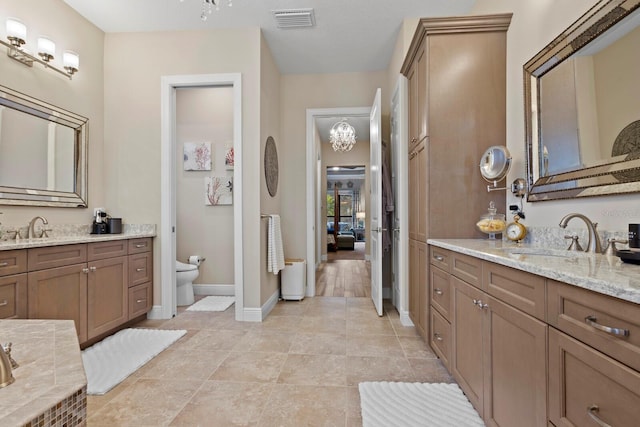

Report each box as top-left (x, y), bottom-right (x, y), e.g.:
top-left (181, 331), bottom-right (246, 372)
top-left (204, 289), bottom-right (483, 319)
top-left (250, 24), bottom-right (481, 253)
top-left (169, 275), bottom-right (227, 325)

top-left (85, 297), bottom-right (451, 426)
top-left (0, 320), bottom-right (87, 427)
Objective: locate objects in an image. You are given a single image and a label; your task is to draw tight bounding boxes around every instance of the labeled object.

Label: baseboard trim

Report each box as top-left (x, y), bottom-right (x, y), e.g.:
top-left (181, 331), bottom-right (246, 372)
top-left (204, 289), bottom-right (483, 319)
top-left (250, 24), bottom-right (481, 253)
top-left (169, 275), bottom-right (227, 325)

top-left (242, 308), bottom-right (262, 322)
top-left (193, 284), bottom-right (235, 296)
top-left (399, 310), bottom-right (414, 327)
top-left (241, 289), bottom-right (280, 322)
top-left (261, 289), bottom-right (280, 320)
top-left (147, 305), bottom-right (167, 320)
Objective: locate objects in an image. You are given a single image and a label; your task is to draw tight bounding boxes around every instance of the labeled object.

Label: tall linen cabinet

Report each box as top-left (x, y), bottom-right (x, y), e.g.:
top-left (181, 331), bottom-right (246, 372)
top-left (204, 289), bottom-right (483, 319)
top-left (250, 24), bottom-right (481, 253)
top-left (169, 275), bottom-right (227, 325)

top-left (401, 14), bottom-right (511, 337)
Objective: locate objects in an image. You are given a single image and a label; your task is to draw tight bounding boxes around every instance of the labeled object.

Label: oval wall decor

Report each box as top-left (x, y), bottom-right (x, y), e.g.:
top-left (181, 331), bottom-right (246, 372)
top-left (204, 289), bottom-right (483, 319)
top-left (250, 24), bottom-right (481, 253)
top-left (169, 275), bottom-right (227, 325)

top-left (264, 136), bottom-right (279, 197)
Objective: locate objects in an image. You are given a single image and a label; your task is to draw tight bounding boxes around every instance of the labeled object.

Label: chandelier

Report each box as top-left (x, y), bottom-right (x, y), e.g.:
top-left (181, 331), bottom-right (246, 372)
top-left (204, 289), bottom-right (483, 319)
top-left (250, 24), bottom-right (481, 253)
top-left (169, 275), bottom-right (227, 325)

top-left (330, 119), bottom-right (357, 152)
top-left (180, 0), bottom-right (233, 21)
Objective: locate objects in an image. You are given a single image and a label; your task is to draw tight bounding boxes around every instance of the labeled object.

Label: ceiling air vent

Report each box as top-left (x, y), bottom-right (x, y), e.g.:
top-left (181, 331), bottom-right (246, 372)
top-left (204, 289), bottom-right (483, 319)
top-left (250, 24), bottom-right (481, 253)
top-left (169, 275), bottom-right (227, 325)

top-left (272, 9), bottom-right (316, 29)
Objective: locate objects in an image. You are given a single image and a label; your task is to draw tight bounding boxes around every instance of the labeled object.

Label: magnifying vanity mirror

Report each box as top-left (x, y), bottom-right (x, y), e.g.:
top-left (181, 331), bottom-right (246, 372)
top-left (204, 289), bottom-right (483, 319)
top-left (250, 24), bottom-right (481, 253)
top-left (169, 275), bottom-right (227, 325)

top-left (524, 0), bottom-right (640, 201)
top-left (0, 85), bottom-right (88, 207)
top-left (480, 145), bottom-right (512, 192)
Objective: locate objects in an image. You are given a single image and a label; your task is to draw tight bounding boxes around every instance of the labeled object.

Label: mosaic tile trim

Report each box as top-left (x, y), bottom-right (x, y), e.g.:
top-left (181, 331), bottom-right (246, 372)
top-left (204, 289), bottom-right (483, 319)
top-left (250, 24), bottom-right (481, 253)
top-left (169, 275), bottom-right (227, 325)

top-left (23, 387), bottom-right (86, 427)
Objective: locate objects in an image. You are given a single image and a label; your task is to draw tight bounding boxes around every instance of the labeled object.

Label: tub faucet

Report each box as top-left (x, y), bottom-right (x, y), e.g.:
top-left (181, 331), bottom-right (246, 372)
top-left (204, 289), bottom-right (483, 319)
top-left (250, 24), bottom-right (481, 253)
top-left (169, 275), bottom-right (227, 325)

top-left (28, 216), bottom-right (48, 239)
top-left (559, 213), bottom-right (602, 254)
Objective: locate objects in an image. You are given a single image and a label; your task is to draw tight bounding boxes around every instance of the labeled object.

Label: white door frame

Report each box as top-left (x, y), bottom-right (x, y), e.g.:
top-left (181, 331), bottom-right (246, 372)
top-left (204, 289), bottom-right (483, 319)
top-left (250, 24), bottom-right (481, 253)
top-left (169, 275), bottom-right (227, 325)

top-left (305, 106), bottom-right (371, 296)
top-left (159, 73), bottom-right (243, 319)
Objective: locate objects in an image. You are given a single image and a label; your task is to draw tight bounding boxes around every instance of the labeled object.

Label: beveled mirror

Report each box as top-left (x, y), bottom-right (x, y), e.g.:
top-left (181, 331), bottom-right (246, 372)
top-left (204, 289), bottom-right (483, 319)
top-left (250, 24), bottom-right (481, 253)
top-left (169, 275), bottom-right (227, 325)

top-left (524, 0), bottom-right (640, 201)
top-left (0, 85), bottom-right (88, 207)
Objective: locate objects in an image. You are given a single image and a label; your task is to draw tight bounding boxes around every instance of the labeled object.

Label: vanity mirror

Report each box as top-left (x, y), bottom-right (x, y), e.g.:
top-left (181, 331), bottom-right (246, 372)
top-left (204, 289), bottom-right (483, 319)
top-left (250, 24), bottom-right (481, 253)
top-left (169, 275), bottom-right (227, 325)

top-left (0, 85), bottom-right (88, 207)
top-left (524, 0), bottom-right (640, 201)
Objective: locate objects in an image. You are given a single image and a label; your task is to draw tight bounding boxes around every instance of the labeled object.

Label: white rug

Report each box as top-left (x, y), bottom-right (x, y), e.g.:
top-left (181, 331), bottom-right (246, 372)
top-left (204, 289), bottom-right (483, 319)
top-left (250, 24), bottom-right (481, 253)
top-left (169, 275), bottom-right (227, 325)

top-left (359, 382), bottom-right (485, 427)
top-left (82, 328), bottom-right (186, 395)
top-left (186, 296), bottom-right (235, 312)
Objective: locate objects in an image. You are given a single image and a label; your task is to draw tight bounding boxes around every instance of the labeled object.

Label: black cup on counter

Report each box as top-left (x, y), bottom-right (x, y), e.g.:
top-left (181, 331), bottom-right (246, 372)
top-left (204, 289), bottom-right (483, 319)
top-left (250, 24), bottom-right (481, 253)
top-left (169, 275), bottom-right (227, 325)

top-left (629, 224), bottom-right (640, 249)
top-left (107, 218), bottom-right (122, 234)
top-left (91, 222), bottom-right (108, 234)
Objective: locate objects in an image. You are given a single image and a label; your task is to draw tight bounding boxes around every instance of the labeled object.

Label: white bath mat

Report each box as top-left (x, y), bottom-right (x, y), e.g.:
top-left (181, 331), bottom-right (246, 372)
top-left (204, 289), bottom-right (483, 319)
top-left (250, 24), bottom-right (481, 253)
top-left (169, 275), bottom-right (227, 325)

top-left (359, 382), bottom-right (484, 427)
top-left (82, 328), bottom-right (186, 395)
top-left (186, 296), bottom-right (235, 312)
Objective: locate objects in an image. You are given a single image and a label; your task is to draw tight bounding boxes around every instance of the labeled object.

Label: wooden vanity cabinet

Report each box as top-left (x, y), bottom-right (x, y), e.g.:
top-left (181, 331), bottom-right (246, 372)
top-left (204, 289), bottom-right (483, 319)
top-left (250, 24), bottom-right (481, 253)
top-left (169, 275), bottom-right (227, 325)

top-left (127, 238), bottom-right (152, 319)
top-left (0, 249), bottom-right (27, 319)
top-left (402, 14), bottom-right (511, 338)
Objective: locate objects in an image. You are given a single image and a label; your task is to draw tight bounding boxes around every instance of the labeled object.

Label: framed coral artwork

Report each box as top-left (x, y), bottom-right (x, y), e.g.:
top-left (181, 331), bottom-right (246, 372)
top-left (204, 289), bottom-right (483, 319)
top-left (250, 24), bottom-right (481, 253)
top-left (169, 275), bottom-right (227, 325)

top-left (184, 142), bottom-right (212, 171)
top-left (225, 146), bottom-right (234, 170)
top-left (205, 176), bottom-right (233, 206)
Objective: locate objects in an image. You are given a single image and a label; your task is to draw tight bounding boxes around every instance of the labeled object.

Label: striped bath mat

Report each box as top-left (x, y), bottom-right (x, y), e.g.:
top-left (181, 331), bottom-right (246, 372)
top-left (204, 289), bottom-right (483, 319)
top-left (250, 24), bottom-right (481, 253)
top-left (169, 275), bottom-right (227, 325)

top-left (359, 382), bottom-right (484, 427)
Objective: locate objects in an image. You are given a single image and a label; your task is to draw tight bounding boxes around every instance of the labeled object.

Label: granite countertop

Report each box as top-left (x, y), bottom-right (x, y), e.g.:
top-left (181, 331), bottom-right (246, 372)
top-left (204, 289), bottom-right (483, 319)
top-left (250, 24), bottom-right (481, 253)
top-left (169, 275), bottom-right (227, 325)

top-left (0, 320), bottom-right (86, 425)
top-left (0, 224), bottom-right (156, 250)
top-left (428, 238), bottom-right (640, 305)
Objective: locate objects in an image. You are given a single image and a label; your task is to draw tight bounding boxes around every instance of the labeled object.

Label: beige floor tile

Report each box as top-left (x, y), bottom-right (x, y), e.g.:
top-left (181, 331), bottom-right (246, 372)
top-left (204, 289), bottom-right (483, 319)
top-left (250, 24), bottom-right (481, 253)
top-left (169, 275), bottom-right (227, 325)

top-left (346, 356), bottom-right (416, 386)
top-left (254, 315), bottom-right (304, 332)
top-left (346, 335), bottom-right (405, 357)
top-left (398, 336), bottom-right (438, 359)
top-left (136, 348), bottom-right (229, 380)
top-left (269, 301), bottom-right (308, 316)
top-left (233, 330), bottom-right (296, 353)
top-left (259, 384), bottom-right (347, 427)
top-left (170, 381), bottom-right (273, 426)
top-left (87, 379), bottom-right (202, 426)
top-left (346, 386), bottom-right (361, 419)
top-left (408, 358), bottom-right (455, 383)
top-left (277, 354), bottom-right (347, 386)
top-left (289, 332), bottom-right (346, 355)
top-left (180, 329), bottom-right (249, 351)
top-left (211, 351), bottom-right (287, 383)
top-left (389, 317), bottom-right (421, 337)
top-left (347, 318), bottom-right (396, 336)
top-left (299, 315), bottom-right (347, 334)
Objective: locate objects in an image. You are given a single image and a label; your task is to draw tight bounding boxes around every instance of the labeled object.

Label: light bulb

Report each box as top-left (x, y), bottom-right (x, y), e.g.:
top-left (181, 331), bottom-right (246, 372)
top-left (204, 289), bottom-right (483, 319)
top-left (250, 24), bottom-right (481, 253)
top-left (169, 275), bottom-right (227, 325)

top-left (63, 51), bottom-right (79, 74)
top-left (37, 37), bottom-right (56, 62)
top-left (6, 18), bottom-right (26, 46)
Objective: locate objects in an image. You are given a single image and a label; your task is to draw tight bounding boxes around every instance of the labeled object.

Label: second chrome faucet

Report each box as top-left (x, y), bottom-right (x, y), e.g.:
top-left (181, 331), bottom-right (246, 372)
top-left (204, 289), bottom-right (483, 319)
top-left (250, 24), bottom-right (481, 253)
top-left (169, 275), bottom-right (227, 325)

top-left (27, 216), bottom-right (49, 239)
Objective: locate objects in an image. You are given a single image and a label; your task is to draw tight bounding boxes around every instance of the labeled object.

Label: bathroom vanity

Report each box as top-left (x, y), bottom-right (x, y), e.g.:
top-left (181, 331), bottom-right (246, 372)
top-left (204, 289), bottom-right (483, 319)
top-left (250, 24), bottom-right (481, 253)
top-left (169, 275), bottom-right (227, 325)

top-left (428, 239), bottom-right (640, 427)
top-left (0, 228), bottom-right (154, 348)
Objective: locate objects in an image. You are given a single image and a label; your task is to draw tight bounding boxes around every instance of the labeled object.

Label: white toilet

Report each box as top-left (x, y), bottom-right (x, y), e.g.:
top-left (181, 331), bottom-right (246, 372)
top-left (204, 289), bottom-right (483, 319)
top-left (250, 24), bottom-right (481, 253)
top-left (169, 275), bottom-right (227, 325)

top-left (176, 260), bottom-right (199, 306)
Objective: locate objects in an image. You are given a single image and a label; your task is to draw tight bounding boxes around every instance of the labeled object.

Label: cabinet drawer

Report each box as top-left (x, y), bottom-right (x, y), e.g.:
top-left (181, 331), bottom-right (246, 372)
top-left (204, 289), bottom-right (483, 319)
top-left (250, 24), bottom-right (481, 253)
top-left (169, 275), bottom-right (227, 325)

top-left (129, 282), bottom-right (152, 319)
top-left (0, 250), bottom-right (27, 276)
top-left (549, 328), bottom-right (640, 427)
top-left (451, 251), bottom-right (482, 288)
top-left (429, 246), bottom-right (450, 272)
top-left (548, 280), bottom-right (640, 372)
top-left (128, 238), bottom-right (152, 254)
top-left (483, 262), bottom-right (546, 321)
top-left (430, 265), bottom-right (452, 321)
top-left (430, 308), bottom-right (451, 370)
top-left (28, 244), bottom-right (87, 271)
top-left (0, 274), bottom-right (27, 319)
top-left (88, 240), bottom-right (128, 261)
top-left (129, 252), bottom-right (152, 287)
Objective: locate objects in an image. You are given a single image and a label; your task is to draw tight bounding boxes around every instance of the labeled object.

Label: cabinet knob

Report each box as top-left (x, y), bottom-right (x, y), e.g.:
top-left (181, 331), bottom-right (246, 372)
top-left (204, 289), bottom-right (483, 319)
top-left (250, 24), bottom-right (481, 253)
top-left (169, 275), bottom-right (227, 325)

top-left (434, 255), bottom-right (444, 262)
top-left (0, 300), bottom-right (7, 307)
top-left (434, 288), bottom-right (444, 296)
top-left (136, 268), bottom-right (145, 272)
top-left (0, 262), bottom-right (8, 267)
top-left (82, 268), bottom-right (89, 274)
top-left (89, 266), bottom-right (97, 272)
top-left (433, 333), bottom-right (443, 342)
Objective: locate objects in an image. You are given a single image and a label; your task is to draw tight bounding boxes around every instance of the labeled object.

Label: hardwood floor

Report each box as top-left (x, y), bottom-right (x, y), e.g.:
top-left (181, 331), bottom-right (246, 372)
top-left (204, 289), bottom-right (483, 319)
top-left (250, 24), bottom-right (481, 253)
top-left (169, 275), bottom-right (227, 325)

top-left (316, 259), bottom-right (371, 297)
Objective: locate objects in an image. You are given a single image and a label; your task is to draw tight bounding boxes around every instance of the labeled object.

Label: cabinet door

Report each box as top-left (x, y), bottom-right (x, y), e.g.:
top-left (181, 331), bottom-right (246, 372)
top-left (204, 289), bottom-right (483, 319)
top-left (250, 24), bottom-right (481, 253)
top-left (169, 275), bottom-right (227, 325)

top-left (407, 58), bottom-right (419, 150)
top-left (87, 256), bottom-right (128, 340)
top-left (417, 241), bottom-right (429, 337)
top-left (483, 295), bottom-right (547, 427)
top-left (0, 274), bottom-right (27, 319)
top-left (28, 264), bottom-right (88, 343)
top-left (451, 276), bottom-right (486, 416)
top-left (549, 328), bottom-right (640, 427)
top-left (408, 139), bottom-right (427, 242)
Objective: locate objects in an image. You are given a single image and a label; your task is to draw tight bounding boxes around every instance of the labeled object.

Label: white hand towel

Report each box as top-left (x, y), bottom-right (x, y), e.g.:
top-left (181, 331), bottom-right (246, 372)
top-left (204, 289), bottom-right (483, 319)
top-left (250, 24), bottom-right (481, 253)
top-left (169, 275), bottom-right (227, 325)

top-left (267, 214), bottom-right (285, 274)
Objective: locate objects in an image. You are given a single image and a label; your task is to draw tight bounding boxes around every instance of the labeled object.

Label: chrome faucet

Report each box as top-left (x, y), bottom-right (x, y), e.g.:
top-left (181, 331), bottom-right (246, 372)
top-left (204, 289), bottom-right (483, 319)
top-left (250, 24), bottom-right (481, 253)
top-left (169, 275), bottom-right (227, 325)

top-left (559, 213), bottom-right (602, 254)
top-left (28, 216), bottom-right (48, 239)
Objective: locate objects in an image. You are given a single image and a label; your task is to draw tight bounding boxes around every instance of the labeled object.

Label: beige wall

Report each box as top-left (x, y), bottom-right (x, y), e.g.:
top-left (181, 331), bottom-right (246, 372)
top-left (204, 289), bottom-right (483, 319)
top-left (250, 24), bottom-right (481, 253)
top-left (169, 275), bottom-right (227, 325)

top-left (0, 0), bottom-right (104, 227)
top-left (103, 27), bottom-right (263, 307)
top-left (469, 0), bottom-right (640, 229)
top-left (175, 86), bottom-right (234, 285)
top-left (279, 71), bottom-right (390, 263)
top-left (259, 33), bottom-right (282, 304)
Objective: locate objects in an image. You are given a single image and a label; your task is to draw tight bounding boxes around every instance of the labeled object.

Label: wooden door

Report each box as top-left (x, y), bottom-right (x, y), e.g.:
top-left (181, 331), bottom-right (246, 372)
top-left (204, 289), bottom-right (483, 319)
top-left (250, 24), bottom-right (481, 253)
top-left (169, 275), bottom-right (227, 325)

top-left (87, 256), bottom-right (128, 340)
top-left (483, 295), bottom-right (547, 427)
top-left (28, 264), bottom-right (88, 343)
top-left (451, 275), bottom-right (485, 416)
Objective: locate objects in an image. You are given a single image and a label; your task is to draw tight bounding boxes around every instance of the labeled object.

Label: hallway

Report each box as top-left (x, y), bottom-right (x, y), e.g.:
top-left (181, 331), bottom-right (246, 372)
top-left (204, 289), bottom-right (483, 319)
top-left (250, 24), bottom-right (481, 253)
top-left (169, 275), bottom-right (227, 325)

top-left (316, 258), bottom-right (371, 297)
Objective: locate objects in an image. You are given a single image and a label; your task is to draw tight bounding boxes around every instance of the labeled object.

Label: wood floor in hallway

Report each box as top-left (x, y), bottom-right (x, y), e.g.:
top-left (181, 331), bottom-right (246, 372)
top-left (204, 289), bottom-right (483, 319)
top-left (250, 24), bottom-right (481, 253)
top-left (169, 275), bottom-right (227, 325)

top-left (316, 259), bottom-right (371, 297)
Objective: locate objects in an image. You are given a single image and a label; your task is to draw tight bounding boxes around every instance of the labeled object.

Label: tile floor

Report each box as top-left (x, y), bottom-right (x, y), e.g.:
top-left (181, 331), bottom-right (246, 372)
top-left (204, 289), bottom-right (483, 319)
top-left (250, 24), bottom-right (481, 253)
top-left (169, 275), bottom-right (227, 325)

top-left (86, 297), bottom-right (453, 426)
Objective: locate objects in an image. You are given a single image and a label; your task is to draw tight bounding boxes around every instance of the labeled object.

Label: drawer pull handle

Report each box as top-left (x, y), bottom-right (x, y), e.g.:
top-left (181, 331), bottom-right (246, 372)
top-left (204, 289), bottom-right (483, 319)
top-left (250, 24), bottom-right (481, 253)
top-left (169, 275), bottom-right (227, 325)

top-left (434, 255), bottom-right (444, 262)
top-left (434, 288), bottom-right (444, 296)
top-left (136, 299), bottom-right (146, 304)
top-left (135, 244), bottom-right (146, 248)
top-left (585, 315), bottom-right (629, 337)
top-left (136, 268), bottom-right (145, 272)
top-left (433, 333), bottom-right (443, 342)
top-left (587, 405), bottom-right (612, 427)
top-left (473, 299), bottom-right (489, 310)
top-left (0, 262), bottom-right (8, 267)
top-left (0, 300), bottom-right (7, 307)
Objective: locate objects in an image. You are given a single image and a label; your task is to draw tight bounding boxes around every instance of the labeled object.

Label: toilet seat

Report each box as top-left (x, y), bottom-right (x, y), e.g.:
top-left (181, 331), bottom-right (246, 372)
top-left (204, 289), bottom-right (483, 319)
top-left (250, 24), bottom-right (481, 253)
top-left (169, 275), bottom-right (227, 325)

top-left (176, 260), bottom-right (198, 272)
